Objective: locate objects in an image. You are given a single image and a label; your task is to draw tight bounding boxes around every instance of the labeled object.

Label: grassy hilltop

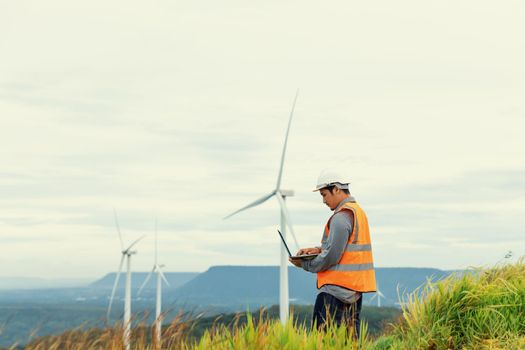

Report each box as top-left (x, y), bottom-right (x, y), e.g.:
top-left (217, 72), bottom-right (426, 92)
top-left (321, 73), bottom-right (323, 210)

top-left (17, 259), bottom-right (525, 349)
top-left (375, 259), bottom-right (525, 349)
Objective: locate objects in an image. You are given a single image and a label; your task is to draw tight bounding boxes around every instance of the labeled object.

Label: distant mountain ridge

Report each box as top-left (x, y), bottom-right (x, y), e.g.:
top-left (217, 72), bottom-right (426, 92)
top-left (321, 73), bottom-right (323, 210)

top-left (172, 265), bottom-right (453, 307)
top-left (0, 267), bottom-right (455, 308)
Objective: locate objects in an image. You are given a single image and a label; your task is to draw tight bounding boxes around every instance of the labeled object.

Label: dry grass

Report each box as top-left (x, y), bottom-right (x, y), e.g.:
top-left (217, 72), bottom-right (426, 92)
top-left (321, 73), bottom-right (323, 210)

top-left (21, 310), bottom-right (367, 350)
top-left (22, 312), bottom-right (190, 350)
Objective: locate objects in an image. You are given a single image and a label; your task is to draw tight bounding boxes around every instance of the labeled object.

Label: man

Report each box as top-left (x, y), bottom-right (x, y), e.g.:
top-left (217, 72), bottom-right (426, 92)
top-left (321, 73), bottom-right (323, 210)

top-left (289, 169), bottom-right (377, 337)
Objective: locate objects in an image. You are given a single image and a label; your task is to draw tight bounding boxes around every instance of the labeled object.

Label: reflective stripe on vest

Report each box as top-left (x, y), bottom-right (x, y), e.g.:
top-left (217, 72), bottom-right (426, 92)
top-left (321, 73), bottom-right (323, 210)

top-left (317, 201), bottom-right (377, 293)
top-left (345, 244), bottom-right (372, 252)
top-left (328, 262), bottom-right (375, 272)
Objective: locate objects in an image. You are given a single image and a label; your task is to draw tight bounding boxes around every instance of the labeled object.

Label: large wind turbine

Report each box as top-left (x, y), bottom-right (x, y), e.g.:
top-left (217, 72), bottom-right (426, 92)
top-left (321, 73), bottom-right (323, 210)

top-left (107, 209), bottom-right (145, 350)
top-left (224, 90), bottom-right (300, 324)
top-left (138, 218), bottom-right (170, 348)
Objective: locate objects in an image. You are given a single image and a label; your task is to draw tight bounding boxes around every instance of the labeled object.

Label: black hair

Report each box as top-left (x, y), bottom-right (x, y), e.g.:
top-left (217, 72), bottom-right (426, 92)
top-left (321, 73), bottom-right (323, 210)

top-left (325, 185), bottom-right (350, 195)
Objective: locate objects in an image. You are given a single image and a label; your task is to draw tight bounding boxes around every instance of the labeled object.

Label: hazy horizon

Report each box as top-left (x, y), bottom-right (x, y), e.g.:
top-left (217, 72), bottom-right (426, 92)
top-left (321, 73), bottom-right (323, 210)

top-left (0, 263), bottom-right (463, 283)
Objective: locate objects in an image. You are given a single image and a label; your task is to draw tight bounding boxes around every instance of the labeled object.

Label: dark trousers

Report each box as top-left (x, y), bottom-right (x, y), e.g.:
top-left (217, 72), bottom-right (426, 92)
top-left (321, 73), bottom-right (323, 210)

top-left (312, 292), bottom-right (362, 338)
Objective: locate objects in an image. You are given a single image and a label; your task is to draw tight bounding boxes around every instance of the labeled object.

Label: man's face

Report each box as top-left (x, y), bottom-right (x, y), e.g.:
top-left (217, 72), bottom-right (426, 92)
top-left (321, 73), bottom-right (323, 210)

top-left (319, 188), bottom-right (339, 210)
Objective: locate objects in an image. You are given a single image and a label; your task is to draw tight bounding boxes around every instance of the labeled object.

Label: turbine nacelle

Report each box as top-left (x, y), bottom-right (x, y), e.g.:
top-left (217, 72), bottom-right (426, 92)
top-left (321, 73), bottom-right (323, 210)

top-left (279, 189), bottom-right (294, 197)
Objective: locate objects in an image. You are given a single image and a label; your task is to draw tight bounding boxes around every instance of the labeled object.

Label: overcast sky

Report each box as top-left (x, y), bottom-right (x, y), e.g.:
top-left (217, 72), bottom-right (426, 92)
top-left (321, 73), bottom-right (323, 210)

top-left (1, 0), bottom-right (524, 279)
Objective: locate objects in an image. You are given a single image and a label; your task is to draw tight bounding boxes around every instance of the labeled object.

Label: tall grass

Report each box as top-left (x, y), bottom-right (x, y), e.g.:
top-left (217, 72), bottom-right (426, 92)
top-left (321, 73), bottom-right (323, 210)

top-left (191, 312), bottom-right (369, 350)
top-left (21, 313), bottom-right (190, 350)
top-left (20, 312), bottom-right (368, 350)
top-left (373, 259), bottom-right (525, 349)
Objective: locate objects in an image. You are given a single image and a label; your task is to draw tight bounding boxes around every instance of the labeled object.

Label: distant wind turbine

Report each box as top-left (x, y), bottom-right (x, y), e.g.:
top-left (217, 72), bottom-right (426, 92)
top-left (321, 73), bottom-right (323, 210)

top-left (496, 250), bottom-right (514, 265)
top-left (370, 287), bottom-right (386, 307)
top-left (107, 209), bottom-right (145, 350)
top-left (138, 218), bottom-right (170, 348)
top-left (224, 90), bottom-right (301, 324)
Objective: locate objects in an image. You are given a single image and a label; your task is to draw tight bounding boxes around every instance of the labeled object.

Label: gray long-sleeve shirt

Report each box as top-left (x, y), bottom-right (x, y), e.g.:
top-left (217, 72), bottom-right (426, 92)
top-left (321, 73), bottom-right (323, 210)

top-left (301, 196), bottom-right (361, 304)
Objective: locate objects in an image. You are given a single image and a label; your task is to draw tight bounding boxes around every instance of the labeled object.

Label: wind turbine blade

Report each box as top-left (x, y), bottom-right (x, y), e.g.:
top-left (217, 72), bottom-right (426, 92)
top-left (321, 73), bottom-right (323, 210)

top-left (275, 193), bottom-right (300, 250)
top-left (223, 191), bottom-right (276, 219)
top-left (124, 235), bottom-right (146, 252)
top-left (113, 208), bottom-right (124, 251)
top-left (275, 89), bottom-right (299, 190)
top-left (138, 268), bottom-right (155, 296)
top-left (107, 255), bottom-right (125, 321)
top-left (154, 217), bottom-right (158, 265)
top-left (158, 268), bottom-right (170, 286)
top-left (378, 290), bottom-right (385, 298)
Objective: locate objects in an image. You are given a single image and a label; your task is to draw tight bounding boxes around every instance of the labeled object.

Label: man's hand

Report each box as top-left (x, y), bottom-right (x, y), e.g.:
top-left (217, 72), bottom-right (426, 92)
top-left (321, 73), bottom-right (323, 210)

top-left (296, 247), bottom-right (321, 256)
top-left (289, 257), bottom-right (302, 267)
top-left (289, 247), bottom-right (321, 267)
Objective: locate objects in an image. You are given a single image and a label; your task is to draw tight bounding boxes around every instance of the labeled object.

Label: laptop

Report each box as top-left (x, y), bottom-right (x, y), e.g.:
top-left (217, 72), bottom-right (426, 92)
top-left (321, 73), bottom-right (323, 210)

top-left (277, 229), bottom-right (319, 260)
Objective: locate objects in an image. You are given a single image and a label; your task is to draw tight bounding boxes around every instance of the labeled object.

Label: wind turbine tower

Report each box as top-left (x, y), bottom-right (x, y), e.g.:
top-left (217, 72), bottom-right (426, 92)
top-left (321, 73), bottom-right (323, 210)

top-left (107, 209), bottom-right (145, 350)
top-left (138, 218), bottom-right (170, 348)
top-left (225, 90), bottom-right (301, 324)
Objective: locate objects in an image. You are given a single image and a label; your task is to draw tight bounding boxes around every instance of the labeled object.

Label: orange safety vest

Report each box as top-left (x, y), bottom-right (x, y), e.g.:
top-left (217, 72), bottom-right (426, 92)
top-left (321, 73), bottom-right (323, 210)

top-left (317, 200), bottom-right (377, 293)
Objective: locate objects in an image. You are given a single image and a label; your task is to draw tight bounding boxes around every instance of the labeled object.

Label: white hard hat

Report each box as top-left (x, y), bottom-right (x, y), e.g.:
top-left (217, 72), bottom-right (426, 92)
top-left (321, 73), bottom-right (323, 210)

top-left (313, 169), bottom-right (350, 191)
